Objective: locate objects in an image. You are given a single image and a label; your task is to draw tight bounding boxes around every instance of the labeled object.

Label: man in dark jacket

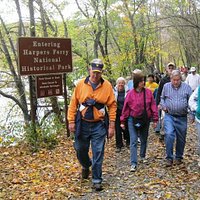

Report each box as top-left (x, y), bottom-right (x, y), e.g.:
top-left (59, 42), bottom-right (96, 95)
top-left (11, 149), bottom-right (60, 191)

top-left (155, 62), bottom-right (176, 140)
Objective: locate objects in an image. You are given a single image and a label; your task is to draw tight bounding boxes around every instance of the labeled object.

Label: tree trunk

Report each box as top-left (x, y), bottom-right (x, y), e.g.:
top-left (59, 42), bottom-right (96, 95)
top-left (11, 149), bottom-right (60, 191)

top-left (28, 0), bottom-right (38, 123)
top-left (37, 0), bottom-right (63, 124)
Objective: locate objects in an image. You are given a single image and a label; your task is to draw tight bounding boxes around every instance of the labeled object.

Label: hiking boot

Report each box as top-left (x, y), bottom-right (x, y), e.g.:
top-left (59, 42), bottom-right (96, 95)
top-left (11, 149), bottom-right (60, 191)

top-left (165, 159), bottom-right (173, 167)
top-left (130, 165), bottom-right (137, 172)
top-left (92, 183), bottom-right (103, 191)
top-left (82, 168), bottom-right (89, 179)
top-left (174, 159), bottom-right (183, 165)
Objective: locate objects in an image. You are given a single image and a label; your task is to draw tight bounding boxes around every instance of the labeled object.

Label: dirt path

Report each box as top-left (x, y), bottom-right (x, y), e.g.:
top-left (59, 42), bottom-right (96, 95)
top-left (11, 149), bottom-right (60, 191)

top-left (73, 125), bottom-right (200, 199)
top-left (0, 124), bottom-right (199, 199)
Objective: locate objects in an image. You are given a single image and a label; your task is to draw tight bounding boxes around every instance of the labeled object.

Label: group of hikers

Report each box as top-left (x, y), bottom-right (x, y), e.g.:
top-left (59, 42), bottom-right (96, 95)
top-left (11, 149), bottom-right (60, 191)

top-left (67, 59), bottom-right (200, 191)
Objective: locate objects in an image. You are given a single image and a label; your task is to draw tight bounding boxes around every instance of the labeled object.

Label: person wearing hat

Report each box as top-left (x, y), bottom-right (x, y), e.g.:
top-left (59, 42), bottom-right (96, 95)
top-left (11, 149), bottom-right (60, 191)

top-left (120, 72), bottom-right (158, 172)
top-left (185, 67), bottom-right (200, 91)
top-left (68, 58), bottom-right (116, 191)
top-left (155, 62), bottom-right (176, 141)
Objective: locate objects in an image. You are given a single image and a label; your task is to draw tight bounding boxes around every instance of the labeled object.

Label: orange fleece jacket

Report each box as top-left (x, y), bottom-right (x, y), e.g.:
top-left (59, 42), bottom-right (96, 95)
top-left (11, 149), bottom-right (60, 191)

top-left (67, 76), bottom-right (117, 123)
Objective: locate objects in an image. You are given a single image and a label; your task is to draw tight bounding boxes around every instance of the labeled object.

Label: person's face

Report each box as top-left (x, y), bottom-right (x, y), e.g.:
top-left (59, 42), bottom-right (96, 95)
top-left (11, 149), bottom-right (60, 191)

top-left (166, 65), bottom-right (175, 75)
top-left (192, 71), bottom-right (196, 75)
top-left (171, 75), bottom-right (181, 88)
top-left (138, 79), bottom-right (145, 89)
top-left (117, 80), bottom-right (125, 91)
top-left (89, 69), bottom-right (102, 84)
top-left (147, 77), bottom-right (154, 83)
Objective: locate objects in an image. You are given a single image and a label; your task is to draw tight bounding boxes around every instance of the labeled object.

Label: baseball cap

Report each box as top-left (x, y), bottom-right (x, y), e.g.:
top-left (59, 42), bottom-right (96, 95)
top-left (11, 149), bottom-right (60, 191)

top-left (90, 58), bottom-right (104, 72)
top-left (190, 67), bottom-right (196, 72)
top-left (167, 62), bottom-right (175, 68)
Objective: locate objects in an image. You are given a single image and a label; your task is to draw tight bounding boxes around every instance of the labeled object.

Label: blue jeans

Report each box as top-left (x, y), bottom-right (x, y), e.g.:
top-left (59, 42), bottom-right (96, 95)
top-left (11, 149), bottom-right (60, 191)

top-left (195, 120), bottom-right (200, 155)
top-left (74, 120), bottom-right (106, 184)
top-left (164, 114), bottom-right (187, 160)
top-left (128, 117), bottom-right (150, 166)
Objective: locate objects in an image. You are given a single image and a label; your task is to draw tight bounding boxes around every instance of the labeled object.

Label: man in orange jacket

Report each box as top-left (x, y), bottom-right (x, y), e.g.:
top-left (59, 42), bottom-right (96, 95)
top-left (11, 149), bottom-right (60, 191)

top-left (68, 58), bottom-right (116, 191)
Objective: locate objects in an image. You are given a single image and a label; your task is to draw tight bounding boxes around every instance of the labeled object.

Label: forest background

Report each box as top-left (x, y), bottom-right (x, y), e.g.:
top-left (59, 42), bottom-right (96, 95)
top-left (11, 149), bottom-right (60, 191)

top-left (0, 0), bottom-right (200, 148)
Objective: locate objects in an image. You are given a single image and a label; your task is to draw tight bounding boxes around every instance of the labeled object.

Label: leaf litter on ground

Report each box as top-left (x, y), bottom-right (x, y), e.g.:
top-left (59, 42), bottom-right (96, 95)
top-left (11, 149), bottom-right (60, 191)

top-left (0, 123), bottom-right (199, 199)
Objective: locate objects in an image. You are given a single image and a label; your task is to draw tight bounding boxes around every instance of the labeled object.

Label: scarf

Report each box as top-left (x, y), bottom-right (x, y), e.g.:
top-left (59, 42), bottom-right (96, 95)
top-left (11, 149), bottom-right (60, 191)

top-left (196, 86), bottom-right (200, 120)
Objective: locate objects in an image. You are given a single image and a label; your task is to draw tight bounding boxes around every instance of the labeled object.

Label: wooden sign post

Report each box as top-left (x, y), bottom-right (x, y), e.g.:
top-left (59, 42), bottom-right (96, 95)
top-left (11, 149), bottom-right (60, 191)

top-left (18, 37), bottom-right (72, 135)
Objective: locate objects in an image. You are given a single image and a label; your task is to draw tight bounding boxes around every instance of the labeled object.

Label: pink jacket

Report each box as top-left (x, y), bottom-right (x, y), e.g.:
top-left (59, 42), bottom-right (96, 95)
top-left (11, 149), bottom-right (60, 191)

top-left (120, 88), bottom-right (158, 123)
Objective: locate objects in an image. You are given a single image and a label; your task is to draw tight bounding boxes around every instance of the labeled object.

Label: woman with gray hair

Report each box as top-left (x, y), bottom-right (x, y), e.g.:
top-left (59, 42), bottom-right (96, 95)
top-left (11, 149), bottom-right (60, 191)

top-left (114, 77), bottom-right (130, 152)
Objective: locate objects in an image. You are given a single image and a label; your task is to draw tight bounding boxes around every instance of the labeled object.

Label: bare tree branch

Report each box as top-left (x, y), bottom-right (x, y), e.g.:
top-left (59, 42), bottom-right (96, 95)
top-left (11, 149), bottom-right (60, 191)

top-left (0, 90), bottom-right (27, 114)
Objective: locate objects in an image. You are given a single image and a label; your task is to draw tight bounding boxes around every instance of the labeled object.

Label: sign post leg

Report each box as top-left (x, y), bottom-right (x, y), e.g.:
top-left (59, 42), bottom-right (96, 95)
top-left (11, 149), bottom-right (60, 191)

top-left (63, 73), bottom-right (70, 137)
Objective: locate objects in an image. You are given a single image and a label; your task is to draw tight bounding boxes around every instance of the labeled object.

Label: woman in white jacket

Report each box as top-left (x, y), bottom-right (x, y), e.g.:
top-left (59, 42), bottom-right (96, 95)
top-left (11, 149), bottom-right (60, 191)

top-left (113, 77), bottom-right (130, 152)
top-left (188, 87), bottom-right (200, 167)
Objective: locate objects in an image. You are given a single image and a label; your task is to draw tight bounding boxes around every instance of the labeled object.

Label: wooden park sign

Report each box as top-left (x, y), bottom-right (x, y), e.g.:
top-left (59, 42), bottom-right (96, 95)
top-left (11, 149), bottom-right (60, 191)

top-left (36, 74), bottom-right (63, 98)
top-left (18, 37), bottom-right (72, 135)
top-left (18, 37), bottom-right (72, 75)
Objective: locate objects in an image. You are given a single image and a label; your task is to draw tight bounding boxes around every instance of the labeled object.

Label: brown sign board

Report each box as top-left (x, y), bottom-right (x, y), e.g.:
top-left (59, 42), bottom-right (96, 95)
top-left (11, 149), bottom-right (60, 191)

top-left (36, 74), bottom-right (63, 98)
top-left (18, 37), bottom-right (72, 75)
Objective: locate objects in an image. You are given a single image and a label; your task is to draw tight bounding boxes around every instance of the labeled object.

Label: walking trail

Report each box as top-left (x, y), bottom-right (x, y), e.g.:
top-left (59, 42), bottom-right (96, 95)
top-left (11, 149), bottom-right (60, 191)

top-left (0, 124), bottom-right (199, 199)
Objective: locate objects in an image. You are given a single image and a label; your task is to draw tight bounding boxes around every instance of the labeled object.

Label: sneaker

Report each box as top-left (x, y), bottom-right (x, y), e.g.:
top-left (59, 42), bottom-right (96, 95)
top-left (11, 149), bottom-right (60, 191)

top-left (82, 168), bottom-right (89, 179)
top-left (130, 165), bottom-right (137, 172)
top-left (165, 159), bottom-right (173, 167)
top-left (92, 183), bottom-right (103, 191)
top-left (140, 157), bottom-right (148, 163)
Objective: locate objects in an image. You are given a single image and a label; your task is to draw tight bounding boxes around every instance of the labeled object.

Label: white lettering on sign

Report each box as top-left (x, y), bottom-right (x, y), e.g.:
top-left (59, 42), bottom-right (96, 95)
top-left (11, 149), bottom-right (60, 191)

top-left (57, 64), bottom-right (71, 70)
top-left (21, 65), bottom-right (55, 72)
top-left (18, 38), bottom-right (72, 75)
top-left (23, 49), bottom-right (50, 56)
top-left (32, 41), bottom-right (61, 48)
top-left (52, 49), bottom-right (69, 56)
top-left (33, 57), bottom-right (61, 63)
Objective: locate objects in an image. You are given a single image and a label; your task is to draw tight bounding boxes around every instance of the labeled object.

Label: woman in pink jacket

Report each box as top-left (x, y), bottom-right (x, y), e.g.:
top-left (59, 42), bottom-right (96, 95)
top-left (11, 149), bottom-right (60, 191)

top-left (120, 72), bottom-right (158, 172)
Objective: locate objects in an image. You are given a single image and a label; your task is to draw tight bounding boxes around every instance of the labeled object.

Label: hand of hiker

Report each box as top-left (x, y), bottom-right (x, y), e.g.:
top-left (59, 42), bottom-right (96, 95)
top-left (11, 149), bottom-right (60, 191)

top-left (108, 127), bottom-right (115, 139)
top-left (120, 123), bottom-right (125, 130)
top-left (69, 122), bottom-right (75, 133)
top-left (108, 121), bottom-right (115, 139)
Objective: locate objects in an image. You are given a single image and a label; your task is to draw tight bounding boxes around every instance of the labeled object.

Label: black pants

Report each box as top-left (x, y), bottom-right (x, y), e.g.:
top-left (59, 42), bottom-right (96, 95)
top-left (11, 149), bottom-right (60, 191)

top-left (115, 113), bottom-right (130, 148)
